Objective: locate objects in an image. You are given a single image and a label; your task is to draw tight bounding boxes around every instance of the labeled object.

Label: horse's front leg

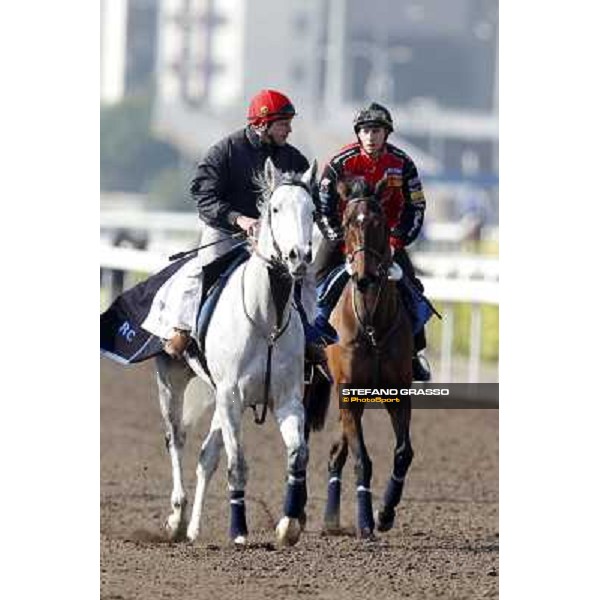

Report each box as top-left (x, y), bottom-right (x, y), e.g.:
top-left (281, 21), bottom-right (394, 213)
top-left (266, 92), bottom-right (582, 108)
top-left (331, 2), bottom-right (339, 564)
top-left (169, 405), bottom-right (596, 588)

top-left (376, 403), bottom-right (414, 533)
top-left (186, 410), bottom-right (223, 542)
top-left (156, 354), bottom-right (194, 540)
top-left (274, 398), bottom-right (308, 547)
top-left (215, 387), bottom-right (248, 545)
top-left (344, 406), bottom-right (375, 538)
top-left (323, 420), bottom-right (348, 533)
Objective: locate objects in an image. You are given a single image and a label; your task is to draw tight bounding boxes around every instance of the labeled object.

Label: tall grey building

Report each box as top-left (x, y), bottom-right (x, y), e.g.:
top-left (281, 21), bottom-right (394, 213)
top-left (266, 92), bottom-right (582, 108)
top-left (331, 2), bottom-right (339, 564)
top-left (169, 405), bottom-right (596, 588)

top-left (153, 0), bottom-right (498, 178)
top-left (101, 0), bottom-right (159, 104)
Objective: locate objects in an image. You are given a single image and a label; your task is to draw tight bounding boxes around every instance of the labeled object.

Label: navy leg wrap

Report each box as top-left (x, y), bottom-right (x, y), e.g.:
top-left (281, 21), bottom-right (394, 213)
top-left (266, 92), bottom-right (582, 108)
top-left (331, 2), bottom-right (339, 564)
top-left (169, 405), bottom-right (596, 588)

top-left (383, 443), bottom-right (413, 510)
top-left (324, 476), bottom-right (342, 523)
top-left (356, 487), bottom-right (375, 533)
top-left (382, 476), bottom-right (405, 509)
top-left (229, 490), bottom-right (248, 539)
top-left (283, 475), bottom-right (306, 518)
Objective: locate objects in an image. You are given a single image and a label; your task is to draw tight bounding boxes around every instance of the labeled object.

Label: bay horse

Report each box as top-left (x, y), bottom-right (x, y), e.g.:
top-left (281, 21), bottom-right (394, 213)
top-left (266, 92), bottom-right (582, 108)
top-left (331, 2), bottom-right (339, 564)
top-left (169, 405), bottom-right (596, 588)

top-left (156, 158), bottom-right (319, 547)
top-left (322, 179), bottom-right (414, 538)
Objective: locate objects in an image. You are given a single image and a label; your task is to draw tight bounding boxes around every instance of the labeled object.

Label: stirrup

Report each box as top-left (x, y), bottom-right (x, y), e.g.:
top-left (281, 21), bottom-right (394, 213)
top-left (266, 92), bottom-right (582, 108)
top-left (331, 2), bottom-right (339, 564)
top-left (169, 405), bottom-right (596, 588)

top-left (305, 344), bottom-right (333, 383)
top-left (315, 363), bottom-right (333, 384)
top-left (412, 353), bottom-right (431, 382)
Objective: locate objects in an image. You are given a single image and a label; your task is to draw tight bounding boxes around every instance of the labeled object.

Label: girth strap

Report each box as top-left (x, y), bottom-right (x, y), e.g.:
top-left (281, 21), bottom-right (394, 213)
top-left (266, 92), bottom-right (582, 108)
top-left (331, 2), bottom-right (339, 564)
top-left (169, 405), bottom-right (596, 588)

top-left (241, 263), bottom-right (293, 425)
top-left (253, 345), bottom-right (273, 424)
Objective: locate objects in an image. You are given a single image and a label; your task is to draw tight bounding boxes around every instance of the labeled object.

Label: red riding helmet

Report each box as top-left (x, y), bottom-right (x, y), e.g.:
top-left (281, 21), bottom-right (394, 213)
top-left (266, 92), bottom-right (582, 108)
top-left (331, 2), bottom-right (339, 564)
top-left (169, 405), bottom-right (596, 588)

top-left (247, 89), bottom-right (296, 126)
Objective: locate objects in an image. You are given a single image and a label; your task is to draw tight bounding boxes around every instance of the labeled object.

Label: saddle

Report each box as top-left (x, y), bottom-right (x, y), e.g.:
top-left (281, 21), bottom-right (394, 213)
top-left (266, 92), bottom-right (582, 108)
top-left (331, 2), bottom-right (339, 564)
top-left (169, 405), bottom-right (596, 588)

top-left (316, 264), bottom-right (350, 312)
top-left (194, 246), bottom-right (250, 355)
top-left (314, 261), bottom-right (436, 338)
top-left (100, 245), bottom-right (249, 366)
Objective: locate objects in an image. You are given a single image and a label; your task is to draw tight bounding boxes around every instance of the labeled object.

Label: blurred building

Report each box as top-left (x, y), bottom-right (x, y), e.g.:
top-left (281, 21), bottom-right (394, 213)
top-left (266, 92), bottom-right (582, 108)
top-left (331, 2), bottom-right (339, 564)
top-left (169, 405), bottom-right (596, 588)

top-left (100, 0), bottom-right (498, 222)
top-left (101, 0), bottom-right (159, 104)
top-left (154, 0), bottom-right (497, 174)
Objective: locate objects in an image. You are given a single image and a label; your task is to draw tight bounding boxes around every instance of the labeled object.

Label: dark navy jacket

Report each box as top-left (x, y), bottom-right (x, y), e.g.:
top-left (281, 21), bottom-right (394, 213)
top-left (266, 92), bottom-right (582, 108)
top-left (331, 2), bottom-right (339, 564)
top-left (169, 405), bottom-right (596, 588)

top-left (190, 126), bottom-right (309, 233)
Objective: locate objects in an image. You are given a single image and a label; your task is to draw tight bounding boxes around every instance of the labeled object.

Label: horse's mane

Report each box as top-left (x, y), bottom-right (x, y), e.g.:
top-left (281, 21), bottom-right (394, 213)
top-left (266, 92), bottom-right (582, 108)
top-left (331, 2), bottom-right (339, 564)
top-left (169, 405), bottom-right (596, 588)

top-left (254, 170), bottom-right (306, 217)
top-left (342, 177), bottom-right (374, 200)
top-left (339, 177), bottom-right (382, 218)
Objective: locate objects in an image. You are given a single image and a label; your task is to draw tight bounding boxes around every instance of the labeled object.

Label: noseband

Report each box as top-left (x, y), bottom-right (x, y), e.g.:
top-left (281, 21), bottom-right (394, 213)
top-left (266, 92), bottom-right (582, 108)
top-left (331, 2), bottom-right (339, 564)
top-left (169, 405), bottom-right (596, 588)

top-left (344, 198), bottom-right (390, 280)
top-left (346, 245), bottom-right (390, 279)
top-left (344, 197), bottom-right (392, 347)
top-left (244, 179), bottom-right (314, 424)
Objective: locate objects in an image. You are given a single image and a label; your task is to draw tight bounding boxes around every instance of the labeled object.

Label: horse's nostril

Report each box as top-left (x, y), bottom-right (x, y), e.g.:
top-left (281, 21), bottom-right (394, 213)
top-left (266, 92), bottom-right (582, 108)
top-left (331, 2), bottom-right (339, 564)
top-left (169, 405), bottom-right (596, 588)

top-left (289, 248), bottom-right (298, 260)
top-left (306, 250), bottom-right (313, 263)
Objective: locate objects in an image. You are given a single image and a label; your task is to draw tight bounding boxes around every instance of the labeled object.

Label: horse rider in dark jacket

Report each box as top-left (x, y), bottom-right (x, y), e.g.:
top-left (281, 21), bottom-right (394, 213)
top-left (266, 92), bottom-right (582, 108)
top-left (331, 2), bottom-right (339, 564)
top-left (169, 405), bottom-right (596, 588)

top-left (314, 102), bottom-right (432, 381)
top-left (164, 89), bottom-right (327, 367)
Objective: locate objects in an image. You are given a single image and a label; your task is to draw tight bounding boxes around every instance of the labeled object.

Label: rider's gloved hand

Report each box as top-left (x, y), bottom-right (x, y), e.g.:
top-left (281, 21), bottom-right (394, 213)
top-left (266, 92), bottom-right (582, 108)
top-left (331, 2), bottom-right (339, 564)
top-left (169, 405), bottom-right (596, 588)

top-left (236, 216), bottom-right (260, 238)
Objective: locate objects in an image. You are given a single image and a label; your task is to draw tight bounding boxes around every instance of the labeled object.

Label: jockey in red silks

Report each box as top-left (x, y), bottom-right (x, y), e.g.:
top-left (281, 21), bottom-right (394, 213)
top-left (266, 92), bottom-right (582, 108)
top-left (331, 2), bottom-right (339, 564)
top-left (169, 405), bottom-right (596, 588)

top-left (314, 103), bottom-right (432, 381)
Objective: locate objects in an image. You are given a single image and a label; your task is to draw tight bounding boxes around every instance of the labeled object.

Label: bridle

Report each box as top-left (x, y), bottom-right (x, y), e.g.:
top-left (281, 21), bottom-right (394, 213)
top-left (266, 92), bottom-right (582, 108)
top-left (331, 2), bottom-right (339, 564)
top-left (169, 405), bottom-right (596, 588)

top-left (252, 180), bottom-right (315, 271)
top-left (243, 179), bottom-right (315, 424)
top-left (344, 196), bottom-right (391, 301)
top-left (344, 197), bottom-right (402, 373)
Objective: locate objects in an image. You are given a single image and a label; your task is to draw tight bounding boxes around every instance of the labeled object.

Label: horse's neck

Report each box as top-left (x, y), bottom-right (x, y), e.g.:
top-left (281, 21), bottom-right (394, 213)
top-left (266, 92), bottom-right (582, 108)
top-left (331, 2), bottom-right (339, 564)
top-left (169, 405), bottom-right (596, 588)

top-left (354, 281), bottom-right (399, 330)
top-left (242, 256), bottom-right (292, 331)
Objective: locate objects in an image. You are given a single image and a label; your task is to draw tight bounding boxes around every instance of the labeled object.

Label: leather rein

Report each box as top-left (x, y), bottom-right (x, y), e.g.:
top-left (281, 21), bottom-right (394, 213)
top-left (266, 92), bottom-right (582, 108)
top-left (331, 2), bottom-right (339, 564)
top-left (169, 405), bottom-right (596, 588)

top-left (243, 180), bottom-right (312, 424)
top-left (344, 198), bottom-right (404, 381)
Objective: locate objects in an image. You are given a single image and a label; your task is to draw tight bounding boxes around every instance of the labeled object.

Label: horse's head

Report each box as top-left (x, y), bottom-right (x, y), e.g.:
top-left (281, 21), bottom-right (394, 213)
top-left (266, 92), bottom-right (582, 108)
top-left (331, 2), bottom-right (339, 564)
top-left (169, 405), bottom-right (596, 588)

top-left (340, 178), bottom-right (391, 293)
top-left (255, 157), bottom-right (317, 279)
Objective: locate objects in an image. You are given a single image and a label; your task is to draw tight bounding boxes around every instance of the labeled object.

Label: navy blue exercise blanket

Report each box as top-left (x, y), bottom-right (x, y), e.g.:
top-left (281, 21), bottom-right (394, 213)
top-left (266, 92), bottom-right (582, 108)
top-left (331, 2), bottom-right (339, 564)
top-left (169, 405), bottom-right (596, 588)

top-left (100, 246), bottom-right (249, 365)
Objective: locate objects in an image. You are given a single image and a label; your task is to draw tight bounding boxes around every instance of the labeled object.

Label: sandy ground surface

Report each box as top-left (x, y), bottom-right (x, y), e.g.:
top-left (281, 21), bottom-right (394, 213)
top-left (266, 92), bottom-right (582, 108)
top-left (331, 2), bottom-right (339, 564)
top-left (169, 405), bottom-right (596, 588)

top-left (101, 359), bottom-right (498, 599)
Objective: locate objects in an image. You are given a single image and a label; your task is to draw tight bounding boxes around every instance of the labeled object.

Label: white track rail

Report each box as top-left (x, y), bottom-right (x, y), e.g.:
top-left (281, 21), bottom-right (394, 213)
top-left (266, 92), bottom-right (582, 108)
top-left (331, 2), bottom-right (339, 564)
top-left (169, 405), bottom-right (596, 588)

top-left (100, 245), bottom-right (498, 383)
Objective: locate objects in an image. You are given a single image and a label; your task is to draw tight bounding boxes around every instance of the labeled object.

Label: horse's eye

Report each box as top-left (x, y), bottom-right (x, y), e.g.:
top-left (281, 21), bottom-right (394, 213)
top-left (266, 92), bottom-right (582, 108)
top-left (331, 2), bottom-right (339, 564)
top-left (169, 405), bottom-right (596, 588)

top-left (273, 208), bottom-right (279, 214)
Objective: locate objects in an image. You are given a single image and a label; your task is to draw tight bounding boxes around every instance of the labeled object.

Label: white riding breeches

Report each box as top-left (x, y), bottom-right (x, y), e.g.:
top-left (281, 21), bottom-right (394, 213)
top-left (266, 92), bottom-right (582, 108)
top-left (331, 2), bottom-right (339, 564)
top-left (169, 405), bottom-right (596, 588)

top-left (197, 225), bottom-right (242, 267)
top-left (141, 224), bottom-right (317, 340)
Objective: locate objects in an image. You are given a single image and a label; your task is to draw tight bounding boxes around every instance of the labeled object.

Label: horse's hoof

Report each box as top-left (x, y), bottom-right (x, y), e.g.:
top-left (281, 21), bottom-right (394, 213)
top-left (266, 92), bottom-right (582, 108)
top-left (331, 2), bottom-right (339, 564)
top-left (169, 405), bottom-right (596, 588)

top-left (357, 527), bottom-right (375, 540)
top-left (186, 525), bottom-right (200, 542)
top-left (298, 510), bottom-right (307, 532)
top-left (321, 515), bottom-right (340, 534)
top-left (375, 508), bottom-right (395, 533)
top-left (276, 516), bottom-right (302, 547)
top-left (232, 535), bottom-right (247, 546)
top-left (321, 523), bottom-right (341, 535)
top-left (165, 516), bottom-right (187, 541)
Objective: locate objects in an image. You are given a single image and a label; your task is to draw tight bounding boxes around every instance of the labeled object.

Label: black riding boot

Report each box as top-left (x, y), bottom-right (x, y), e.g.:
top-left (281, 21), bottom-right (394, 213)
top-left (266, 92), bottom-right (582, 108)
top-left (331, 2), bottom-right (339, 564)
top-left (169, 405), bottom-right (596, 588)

top-left (395, 249), bottom-right (432, 382)
top-left (412, 327), bottom-right (431, 381)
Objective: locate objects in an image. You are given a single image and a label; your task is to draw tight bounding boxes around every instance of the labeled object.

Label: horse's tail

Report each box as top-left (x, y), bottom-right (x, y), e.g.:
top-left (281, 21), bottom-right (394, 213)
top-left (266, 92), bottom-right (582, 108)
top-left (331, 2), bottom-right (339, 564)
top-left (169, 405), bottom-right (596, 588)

top-left (304, 368), bottom-right (332, 432)
top-left (183, 377), bottom-right (215, 430)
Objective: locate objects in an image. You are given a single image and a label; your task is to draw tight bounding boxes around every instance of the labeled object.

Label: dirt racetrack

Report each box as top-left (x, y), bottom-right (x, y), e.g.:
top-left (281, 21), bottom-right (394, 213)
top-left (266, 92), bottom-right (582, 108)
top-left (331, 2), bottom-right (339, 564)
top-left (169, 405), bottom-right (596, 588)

top-left (101, 359), bottom-right (498, 599)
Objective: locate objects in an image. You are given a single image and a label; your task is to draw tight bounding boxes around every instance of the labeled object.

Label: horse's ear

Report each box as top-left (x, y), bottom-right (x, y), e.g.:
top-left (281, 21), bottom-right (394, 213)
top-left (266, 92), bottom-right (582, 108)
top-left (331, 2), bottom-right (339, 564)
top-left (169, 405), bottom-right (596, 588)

top-left (374, 177), bottom-right (388, 200)
top-left (301, 159), bottom-right (318, 189)
top-left (264, 157), bottom-right (282, 192)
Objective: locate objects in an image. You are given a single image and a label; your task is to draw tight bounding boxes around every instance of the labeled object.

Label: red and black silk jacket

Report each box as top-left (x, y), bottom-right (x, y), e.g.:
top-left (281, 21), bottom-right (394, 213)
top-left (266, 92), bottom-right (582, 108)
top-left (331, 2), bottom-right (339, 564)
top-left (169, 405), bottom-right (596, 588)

top-left (318, 141), bottom-right (426, 249)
